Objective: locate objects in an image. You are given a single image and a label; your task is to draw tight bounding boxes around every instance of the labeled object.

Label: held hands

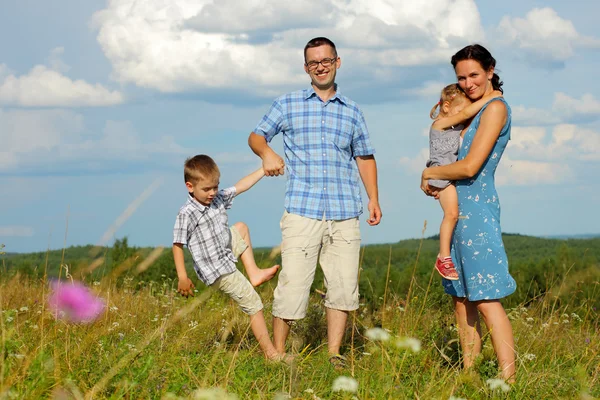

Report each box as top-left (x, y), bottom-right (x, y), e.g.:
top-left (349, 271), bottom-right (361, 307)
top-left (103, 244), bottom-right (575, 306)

top-left (263, 151), bottom-right (285, 177)
top-left (367, 200), bottom-right (382, 226)
top-left (177, 277), bottom-right (195, 297)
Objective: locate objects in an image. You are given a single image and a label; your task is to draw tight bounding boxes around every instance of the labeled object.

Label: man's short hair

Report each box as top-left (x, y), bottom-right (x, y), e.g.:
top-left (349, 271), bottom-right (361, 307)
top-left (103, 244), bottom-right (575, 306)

top-left (304, 37), bottom-right (337, 62)
top-left (184, 155), bottom-right (220, 184)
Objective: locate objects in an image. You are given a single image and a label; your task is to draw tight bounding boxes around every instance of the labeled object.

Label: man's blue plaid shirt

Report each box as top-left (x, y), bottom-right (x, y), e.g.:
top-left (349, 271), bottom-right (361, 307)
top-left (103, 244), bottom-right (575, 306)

top-left (254, 86), bottom-right (375, 221)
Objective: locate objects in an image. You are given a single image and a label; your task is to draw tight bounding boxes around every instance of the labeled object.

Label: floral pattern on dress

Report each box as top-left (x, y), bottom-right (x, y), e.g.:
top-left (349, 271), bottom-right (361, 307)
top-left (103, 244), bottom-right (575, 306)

top-left (442, 98), bottom-right (517, 301)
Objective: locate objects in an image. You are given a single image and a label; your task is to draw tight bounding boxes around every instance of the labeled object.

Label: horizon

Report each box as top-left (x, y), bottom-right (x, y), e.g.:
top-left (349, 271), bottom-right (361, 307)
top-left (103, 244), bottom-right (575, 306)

top-left (3, 231), bottom-right (599, 255)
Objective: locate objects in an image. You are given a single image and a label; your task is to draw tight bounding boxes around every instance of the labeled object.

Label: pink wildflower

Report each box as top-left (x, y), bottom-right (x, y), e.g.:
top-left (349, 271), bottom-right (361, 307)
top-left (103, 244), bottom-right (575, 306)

top-left (48, 281), bottom-right (105, 323)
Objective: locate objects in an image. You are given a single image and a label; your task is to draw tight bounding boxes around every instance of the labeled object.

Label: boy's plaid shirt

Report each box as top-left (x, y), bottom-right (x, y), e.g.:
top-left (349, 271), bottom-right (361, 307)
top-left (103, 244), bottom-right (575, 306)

top-left (254, 86), bottom-right (375, 221)
top-left (173, 187), bottom-right (237, 285)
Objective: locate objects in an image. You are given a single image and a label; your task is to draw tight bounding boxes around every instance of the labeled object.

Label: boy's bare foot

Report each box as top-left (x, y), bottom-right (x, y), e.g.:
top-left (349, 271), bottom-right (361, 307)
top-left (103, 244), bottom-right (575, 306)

top-left (249, 265), bottom-right (280, 287)
top-left (267, 352), bottom-right (295, 365)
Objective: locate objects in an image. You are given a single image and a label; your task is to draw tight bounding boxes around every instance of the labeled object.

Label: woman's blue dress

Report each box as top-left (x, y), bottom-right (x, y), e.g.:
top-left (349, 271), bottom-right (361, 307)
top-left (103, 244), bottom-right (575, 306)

top-left (443, 98), bottom-right (517, 301)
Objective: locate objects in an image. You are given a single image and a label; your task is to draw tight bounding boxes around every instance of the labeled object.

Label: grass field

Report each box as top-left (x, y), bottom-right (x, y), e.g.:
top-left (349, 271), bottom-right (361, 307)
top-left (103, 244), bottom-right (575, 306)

top-left (1, 237), bottom-right (598, 399)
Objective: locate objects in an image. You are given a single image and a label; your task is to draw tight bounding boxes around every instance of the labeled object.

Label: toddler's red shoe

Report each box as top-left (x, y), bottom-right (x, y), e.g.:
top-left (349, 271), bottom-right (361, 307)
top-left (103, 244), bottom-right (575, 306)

top-left (435, 256), bottom-right (459, 280)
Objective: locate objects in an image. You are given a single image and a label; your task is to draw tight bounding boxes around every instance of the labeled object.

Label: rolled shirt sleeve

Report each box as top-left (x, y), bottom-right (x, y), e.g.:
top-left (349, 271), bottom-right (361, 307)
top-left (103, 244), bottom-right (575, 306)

top-left (351, 110), bottom-right (376, 158)
top-left (254, 100), bottom-right (285, 143)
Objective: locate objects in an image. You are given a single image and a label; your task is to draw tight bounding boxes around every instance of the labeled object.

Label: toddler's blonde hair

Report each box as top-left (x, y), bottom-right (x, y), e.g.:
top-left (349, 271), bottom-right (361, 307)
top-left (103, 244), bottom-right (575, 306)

top-left (430, 84), bottom-right (467, 119)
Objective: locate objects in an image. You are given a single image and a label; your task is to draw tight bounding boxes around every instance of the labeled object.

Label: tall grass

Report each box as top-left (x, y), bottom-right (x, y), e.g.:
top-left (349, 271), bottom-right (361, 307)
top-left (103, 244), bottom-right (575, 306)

top-left (0, 240), bottom-right (598, 400)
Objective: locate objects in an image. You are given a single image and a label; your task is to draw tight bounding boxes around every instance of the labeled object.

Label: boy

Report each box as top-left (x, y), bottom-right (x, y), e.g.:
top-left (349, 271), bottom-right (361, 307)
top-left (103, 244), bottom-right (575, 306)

top-left (172, 155), bottom-right (286, 361)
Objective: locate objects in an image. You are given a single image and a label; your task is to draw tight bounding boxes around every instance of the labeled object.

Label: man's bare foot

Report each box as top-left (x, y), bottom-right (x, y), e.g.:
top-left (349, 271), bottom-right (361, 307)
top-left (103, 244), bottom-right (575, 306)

top-left (249, 265), bottom-right (280, 287)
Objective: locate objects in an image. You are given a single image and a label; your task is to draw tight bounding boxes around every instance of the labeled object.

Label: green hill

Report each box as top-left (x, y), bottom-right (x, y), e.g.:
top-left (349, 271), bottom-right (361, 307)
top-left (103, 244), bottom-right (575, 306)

top-left (2, 235), bottom-right (599, 313)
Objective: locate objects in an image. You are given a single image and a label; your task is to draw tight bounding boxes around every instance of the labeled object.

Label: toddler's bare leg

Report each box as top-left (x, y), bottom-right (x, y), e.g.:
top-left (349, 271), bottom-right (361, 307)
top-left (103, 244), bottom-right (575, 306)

top-left (437, 185), bottom-right (459, 258)
top-left (233, 222), bottom-right (279, 287)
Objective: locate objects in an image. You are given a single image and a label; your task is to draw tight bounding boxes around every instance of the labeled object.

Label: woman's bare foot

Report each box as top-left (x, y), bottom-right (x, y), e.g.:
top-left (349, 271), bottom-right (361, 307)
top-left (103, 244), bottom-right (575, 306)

top-left (249, 265), bottom-right (280, 287)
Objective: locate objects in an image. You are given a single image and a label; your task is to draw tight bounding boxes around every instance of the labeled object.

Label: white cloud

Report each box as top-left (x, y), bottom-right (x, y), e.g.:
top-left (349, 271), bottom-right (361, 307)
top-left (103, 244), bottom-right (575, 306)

top-left (0, 48), bottom-right (124, 107)
top-left (0, 226), bottom-right (35, 237)
top-left (495, 157), bottom-right (573, 186)
top-left (0, 109), bottom-right (185, 173)
top-left (513, 93), bottom-right (600, 125)
top-left (92, 0), bottom-right (484, 94)
top-left (399, 148), bottom-right (429, 174)
top-left (553, 93), bottom-right (600, 120)
top-left (497, 8), bottom-right (600, 66)
top-left (510, 124), bottom-right (600, 162)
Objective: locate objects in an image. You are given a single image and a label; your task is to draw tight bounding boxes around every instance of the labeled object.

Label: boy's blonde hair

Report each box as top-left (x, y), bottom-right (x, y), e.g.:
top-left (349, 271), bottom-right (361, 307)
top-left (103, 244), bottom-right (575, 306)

top-left (184, 155), bottom-right (220, 184)
top-left (430, 84), bottom-right (467, 119)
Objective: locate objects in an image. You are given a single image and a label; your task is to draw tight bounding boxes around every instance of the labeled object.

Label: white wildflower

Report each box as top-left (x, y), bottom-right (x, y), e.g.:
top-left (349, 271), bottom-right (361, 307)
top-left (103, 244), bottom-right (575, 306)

top-left (332, 376), bottom-right (358, 393)
top-left (449, 397), bottom-right (467, 400)
top-left (365, 327), bottom-right (390, 342)
top-left (6, 317), bottom-right (13, 323)
top-left (570, 313), bottom-right (582, 322)
top-left (562, 319), bottom-right (569, 324)
top-left (191, 387), bottom-right (237, 400)
top-left (273, 394), bottom-right (291, 400)
top-left (362, 352), bottom-right (372, 356)
top-left (110, 306), bottom-right (118, 312)
top-left (152, 316), bottom-right (159, 322)
top-left (304, 389), bottom-right (314, 393)
top-left (189, 321), bottom-right (199, 329)
top-left (486, 378), bottom-right (511, 392)
top-left (526, 317), bottom-right (534, 322)
top-left (93, 281), bottom-right (100, 286)
top-left (396, 337), bottom-right (421, 353)
top-left (523, 353), bottom-right (536, 361)
top-left (542, 323), bottom-right (549, 328)
top-left (118, 332), bottom-right (125, 339)
top-left (32, 324), bottom-right (39, 330)
top-left (19, 306), bottom-right (29, 312)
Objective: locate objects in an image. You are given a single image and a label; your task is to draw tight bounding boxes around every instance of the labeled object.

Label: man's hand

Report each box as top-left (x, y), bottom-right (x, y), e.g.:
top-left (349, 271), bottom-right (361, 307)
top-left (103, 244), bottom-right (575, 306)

top-left (367, 200), bottom-right (382, 226)
top-left (263, 151), bottom-right (285, 177)
top-left (177, 277), bottom-right (195, 297)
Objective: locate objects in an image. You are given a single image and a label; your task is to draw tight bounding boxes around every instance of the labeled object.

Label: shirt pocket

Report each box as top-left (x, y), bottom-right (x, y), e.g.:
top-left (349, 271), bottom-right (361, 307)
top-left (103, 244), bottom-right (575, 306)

top-left (330, 118), bottom-right (353, 150)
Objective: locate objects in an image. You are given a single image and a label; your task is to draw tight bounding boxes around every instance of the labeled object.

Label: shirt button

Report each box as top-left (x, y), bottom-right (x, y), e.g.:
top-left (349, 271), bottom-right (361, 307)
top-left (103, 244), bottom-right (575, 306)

top-left (323, 187), bottom-right (326, 191)
top-left (322, 120), bottom-right (325, 124)
top-left (323, 153), bottom-right (326, 156)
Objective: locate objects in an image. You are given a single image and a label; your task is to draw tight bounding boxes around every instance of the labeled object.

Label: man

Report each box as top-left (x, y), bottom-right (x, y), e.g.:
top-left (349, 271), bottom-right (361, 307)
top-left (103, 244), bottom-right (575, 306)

top-left (248, 37), bottom-right (381, 367)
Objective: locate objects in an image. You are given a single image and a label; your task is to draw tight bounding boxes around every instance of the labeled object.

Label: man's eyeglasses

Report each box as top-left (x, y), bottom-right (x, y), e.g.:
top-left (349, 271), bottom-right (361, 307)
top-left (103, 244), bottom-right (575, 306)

top-left (305, 57), bottom-right (338, 70)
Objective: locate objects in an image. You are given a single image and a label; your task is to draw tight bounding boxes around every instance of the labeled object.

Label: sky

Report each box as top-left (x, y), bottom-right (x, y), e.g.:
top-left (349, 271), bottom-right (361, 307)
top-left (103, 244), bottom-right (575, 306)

top-left (1, 0), bottom-right (599, 253)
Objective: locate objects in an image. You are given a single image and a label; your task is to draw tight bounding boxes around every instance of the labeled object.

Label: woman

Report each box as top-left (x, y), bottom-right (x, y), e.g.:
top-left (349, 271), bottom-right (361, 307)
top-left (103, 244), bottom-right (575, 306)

top-left (421, 44), bottom-right (516, 381)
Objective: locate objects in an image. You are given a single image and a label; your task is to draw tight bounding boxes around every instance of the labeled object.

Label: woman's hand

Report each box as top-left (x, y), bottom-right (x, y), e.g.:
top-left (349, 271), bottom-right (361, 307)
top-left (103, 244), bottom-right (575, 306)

top-left (421, 170), bottom-right (432, 196)
top-left (421, 170), bottom-right (440, 199)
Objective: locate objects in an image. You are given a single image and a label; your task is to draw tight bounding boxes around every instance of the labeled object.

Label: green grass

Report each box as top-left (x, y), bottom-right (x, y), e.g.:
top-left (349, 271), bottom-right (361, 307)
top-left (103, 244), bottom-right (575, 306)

top-left (1, 252), bottom-right (598, 399)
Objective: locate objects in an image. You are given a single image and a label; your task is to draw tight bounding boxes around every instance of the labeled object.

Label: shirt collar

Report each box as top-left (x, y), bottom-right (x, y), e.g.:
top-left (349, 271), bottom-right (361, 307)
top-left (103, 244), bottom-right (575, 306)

top-left (187, 193), bottom-right (208, 213)
top-left (305, 84), bottom-right (346, 105)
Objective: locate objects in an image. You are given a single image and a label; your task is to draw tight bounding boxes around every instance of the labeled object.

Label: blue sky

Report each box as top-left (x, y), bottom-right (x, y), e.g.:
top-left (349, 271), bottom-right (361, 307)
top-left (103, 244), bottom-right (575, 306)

top-left (1, 0), bottom-right (599, 253)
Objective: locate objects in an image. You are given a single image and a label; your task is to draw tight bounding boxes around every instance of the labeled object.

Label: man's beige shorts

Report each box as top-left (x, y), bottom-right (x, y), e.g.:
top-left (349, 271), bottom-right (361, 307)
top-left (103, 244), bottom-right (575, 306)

top-left (210, 225), bottom-right (262, 316)
top-left (273, 211), bottom-right (361, 320)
